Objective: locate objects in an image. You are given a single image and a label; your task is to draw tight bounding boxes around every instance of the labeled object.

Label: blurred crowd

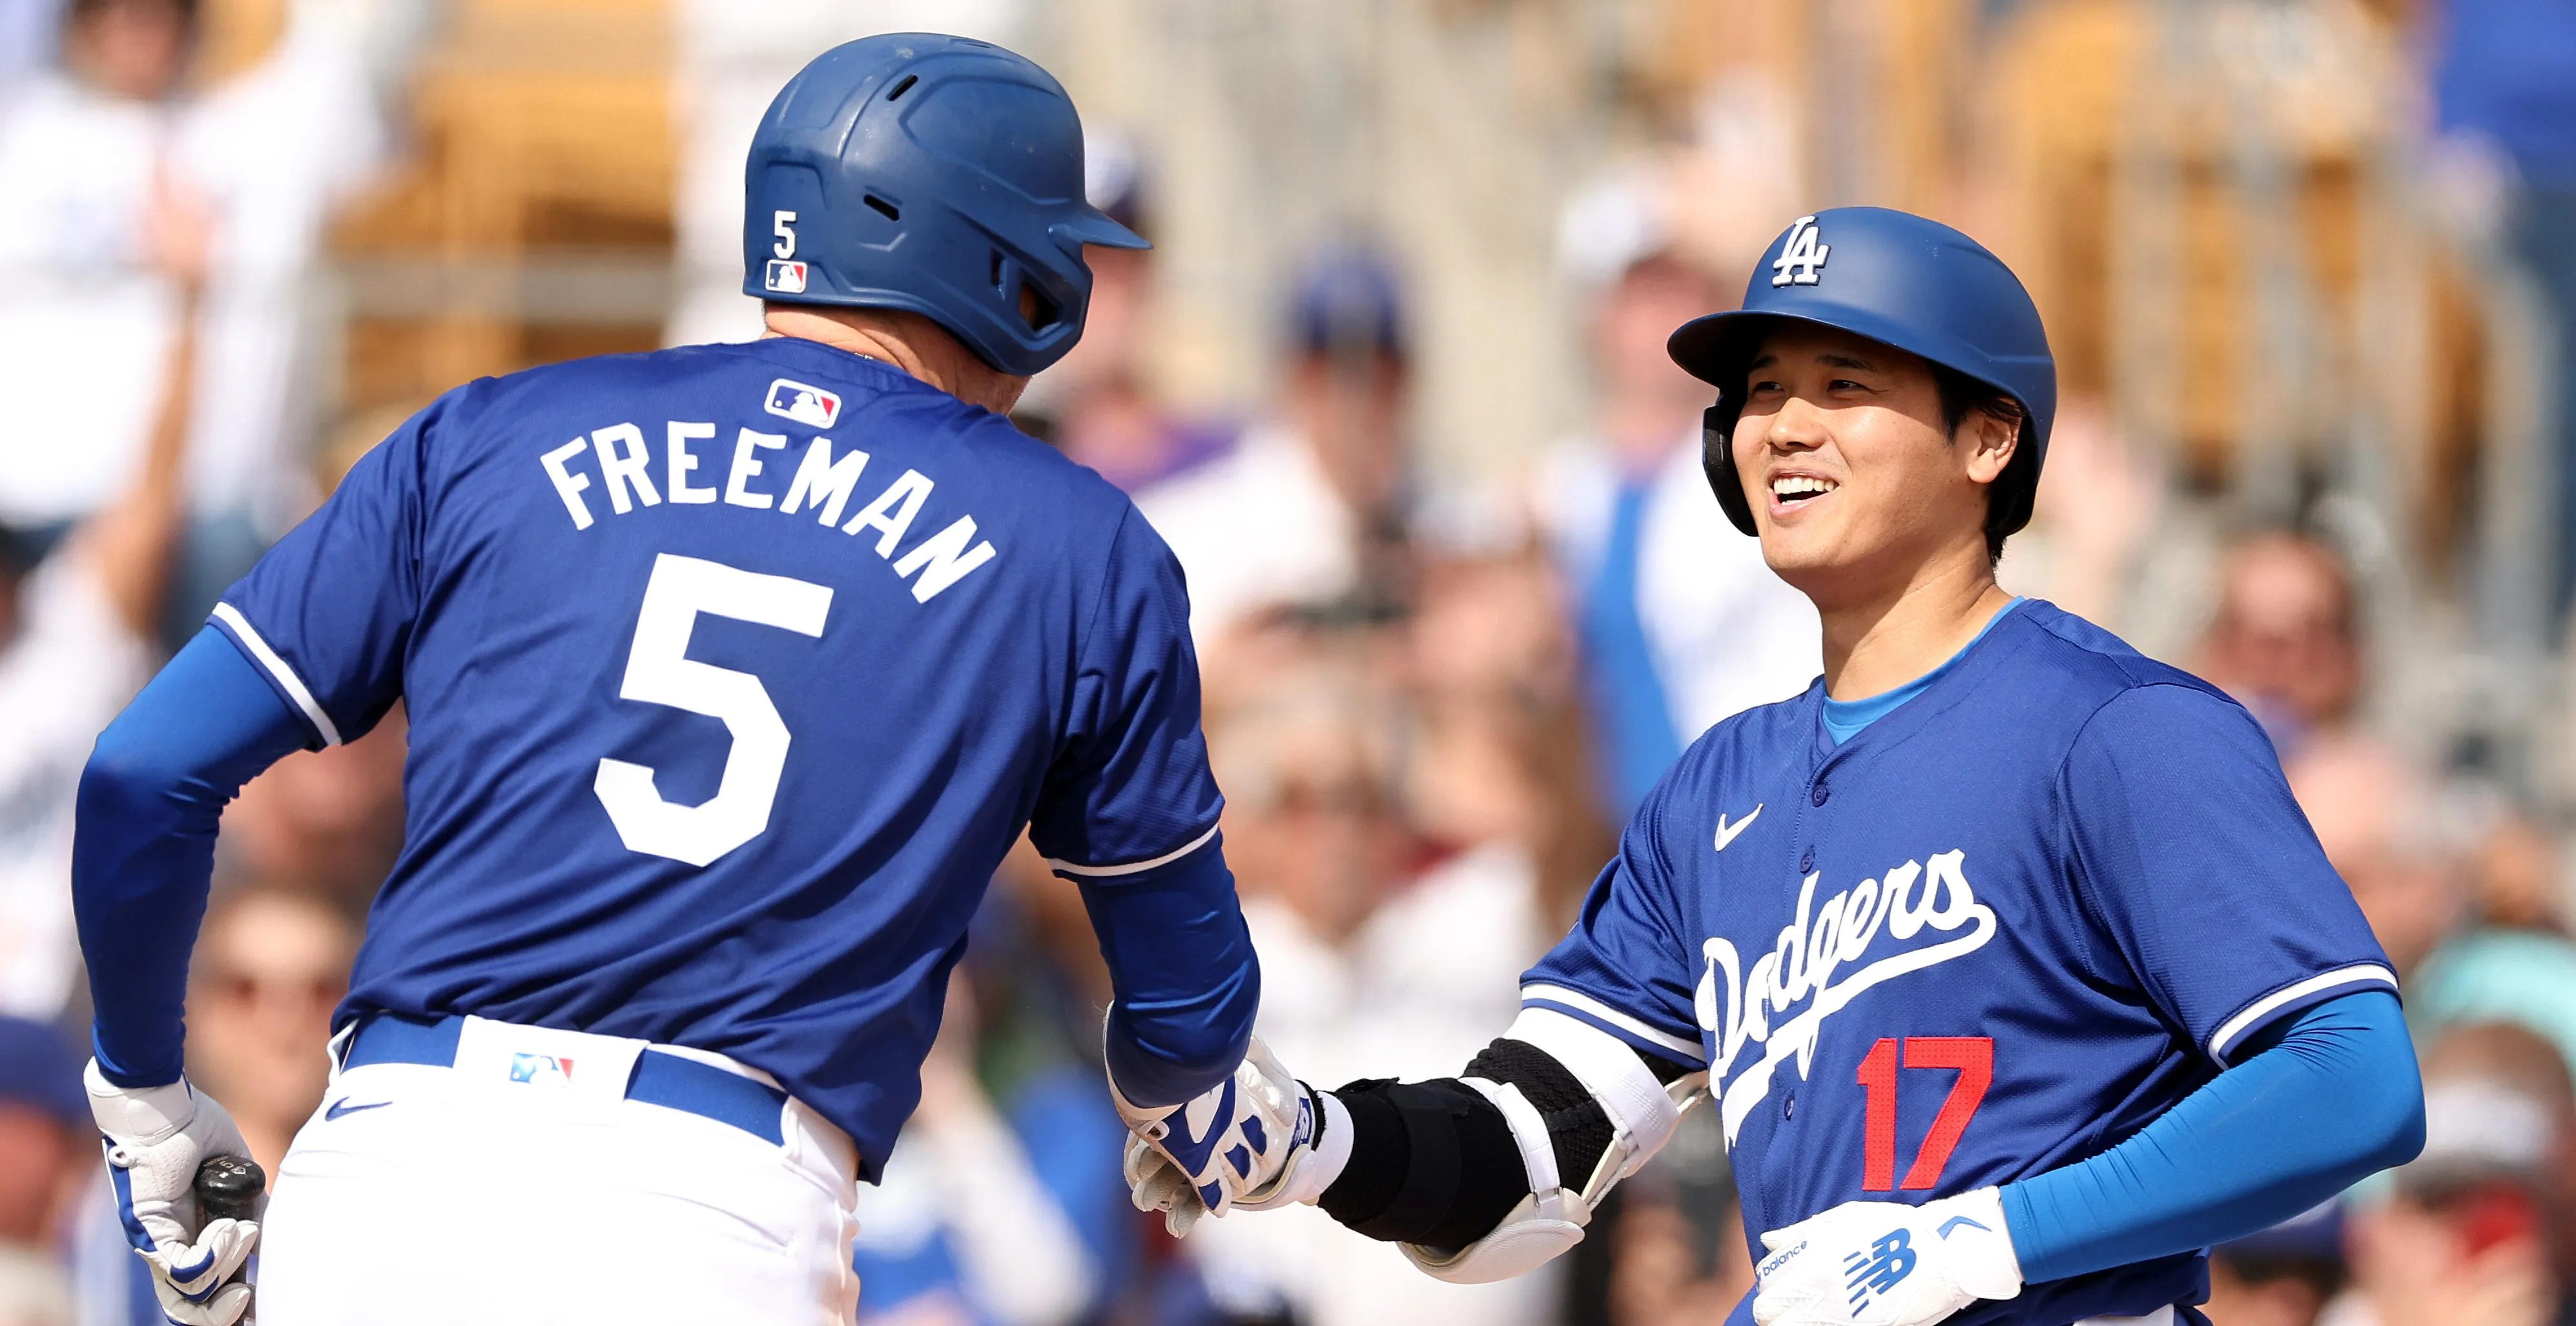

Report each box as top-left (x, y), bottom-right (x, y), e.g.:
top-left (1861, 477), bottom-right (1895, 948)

top-left (1, 1), bottom-right (2574, 1325)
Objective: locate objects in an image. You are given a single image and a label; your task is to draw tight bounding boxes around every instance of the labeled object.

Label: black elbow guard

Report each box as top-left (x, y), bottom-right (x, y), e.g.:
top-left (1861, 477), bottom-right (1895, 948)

top-left (1315, 1034), bottom-right (1702, 1252)
top-left (1316, 1077), bottom-right (1528, 1250)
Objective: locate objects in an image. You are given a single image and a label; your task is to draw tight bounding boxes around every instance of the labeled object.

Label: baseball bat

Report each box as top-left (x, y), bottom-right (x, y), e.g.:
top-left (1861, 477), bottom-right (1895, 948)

top-left (194, 1154), bottom-right (265, 1223)
top-left (192, 1154), bottom-right (265, 1292)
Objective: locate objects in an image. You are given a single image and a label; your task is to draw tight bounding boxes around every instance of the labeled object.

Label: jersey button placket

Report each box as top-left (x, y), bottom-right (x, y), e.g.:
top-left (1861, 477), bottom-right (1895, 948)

top-left (1811, 781), bottom-right (1829, 806)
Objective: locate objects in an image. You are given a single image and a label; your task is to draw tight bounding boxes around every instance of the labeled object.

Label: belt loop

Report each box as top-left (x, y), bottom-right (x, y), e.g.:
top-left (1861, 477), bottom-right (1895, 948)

top-left (326, 1017), bottom-right (364, 1070)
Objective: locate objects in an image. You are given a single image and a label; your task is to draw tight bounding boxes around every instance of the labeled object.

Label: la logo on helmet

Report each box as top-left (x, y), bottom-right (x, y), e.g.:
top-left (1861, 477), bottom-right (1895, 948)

top-left (1772, 215), bottom-right (1830, 287)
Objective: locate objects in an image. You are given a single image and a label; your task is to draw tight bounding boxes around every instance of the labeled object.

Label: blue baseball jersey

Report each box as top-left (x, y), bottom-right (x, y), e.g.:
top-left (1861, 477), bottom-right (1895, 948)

top-left (209, 338), bottom-right (1222, 1176)
top-left (1523, 600), bottom-right (2392, 1323)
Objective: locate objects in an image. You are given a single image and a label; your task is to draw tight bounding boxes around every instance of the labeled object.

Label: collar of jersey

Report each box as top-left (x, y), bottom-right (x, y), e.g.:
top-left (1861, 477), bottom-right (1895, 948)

top-left (1806, 597), bottom-right (2037, 766)
top-left (715, 334), bottom-right (962, 402)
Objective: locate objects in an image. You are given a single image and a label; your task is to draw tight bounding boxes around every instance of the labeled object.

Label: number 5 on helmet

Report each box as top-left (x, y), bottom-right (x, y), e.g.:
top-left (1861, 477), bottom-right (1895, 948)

top-left (1111, 1037), bottom-right (1331, 1236)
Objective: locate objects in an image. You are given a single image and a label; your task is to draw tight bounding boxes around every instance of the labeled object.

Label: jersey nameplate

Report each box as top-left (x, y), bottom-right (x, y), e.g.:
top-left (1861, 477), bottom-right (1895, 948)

top-left (535, 424), bottom-right (998, 604)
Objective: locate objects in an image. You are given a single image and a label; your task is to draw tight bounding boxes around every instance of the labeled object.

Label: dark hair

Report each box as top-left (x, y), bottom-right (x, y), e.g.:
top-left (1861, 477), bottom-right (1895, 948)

top-left (1930, 362), bottom-right (2035, 562)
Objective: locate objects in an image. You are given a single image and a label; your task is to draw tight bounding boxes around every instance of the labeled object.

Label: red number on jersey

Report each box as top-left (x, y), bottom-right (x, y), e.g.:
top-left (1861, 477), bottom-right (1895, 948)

top-left (1855, 1035), bottom-right (1996, 1192)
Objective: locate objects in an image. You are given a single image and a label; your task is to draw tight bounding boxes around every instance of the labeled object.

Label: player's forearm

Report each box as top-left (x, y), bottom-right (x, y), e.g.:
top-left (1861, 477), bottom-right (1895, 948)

top-left (76, 628), bottom-right (310, 1085)
top-left (1311, 1013), bottom-right (1698, 1255)
top-left (2000, 990), bottom-right (2424, 1283)
top-left (1076, 842), bottom-right (1259, 1106)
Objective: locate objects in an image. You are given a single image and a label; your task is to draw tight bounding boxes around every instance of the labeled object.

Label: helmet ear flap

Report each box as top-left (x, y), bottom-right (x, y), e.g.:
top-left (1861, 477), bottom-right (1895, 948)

top-left (1703, 402), bottom-right (1759, 536)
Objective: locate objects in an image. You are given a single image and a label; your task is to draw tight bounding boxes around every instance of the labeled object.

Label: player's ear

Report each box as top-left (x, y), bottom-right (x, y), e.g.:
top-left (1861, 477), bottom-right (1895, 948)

top-left (1961, 403), bottom-right (2021, 487)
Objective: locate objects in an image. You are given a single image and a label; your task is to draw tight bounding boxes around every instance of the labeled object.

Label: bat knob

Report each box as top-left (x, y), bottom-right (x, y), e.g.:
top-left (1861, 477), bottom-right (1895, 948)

top-left (194, 1154), bottom-right (265, 1224)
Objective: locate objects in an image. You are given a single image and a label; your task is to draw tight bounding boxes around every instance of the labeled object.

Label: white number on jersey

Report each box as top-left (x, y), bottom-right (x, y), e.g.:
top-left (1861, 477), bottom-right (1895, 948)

top-left (595, 553), bottom-right (834, 866)
top-left (1771, 215), bottom-right (1830, 287)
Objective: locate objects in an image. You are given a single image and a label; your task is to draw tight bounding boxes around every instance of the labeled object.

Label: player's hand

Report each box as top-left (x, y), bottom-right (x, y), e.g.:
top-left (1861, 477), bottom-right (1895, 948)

top-left (1752, 1188), bottom-right (2021, 1326)
top-left (87, 1063), bottom-right (262, 1326)
top-left (1112, 1037), bottom-right (1323, 1237)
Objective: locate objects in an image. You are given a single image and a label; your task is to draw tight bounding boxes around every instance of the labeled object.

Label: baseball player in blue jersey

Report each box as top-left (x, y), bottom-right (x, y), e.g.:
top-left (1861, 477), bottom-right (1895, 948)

top-left (1123, 209), bottom-right (2428, 1326)
top-left (68, 34), bottom-right (1303, 1326)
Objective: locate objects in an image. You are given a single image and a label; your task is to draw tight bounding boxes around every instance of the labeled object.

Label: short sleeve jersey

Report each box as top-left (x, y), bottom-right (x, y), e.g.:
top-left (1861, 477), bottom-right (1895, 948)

top-left (1523, 601), bottom-right (2392, 1323)
top-left (211, 338), bottom-right (1222, 1176)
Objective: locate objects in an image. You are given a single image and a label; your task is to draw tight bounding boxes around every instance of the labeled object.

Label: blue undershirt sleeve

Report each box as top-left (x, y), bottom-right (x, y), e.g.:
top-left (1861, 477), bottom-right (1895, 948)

top-left (75, 626), bottom-right (315, 1087)
top-left (2001, 989), bottom-right (2424, 1283)
top-left (1075, 838), bottom-right (1259, 1108)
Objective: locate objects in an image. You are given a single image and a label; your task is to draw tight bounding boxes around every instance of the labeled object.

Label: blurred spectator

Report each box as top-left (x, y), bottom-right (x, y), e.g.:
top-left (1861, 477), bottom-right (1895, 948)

top-left (0, 0), bottom-right (61, 92)
top-left (2339, 1021), bottom-right (2573, 1326)
top-left (2197, 531), bottom-right (2364, 753)
top-left (1994, 400), bottom-right (2165, 637)
top-left (2287, 736), bottom-right (2466, 981)
top-left (181, 885), bottom-right (357, 1176)
top-left (1401, 550), bottom-right (1612, 928)
top-left (2203, 1203), bottom-right (2345, 1326)
top-left (1018, 128), bottom-right (1238, 492)
top-left (214, 705), bottom-right (406, 911)
top-left (2426, 0), bottom-right (2576, 619)
top-left (853, 984), bottom-right (1098, 1326)
top-left (1607, 1109), bottom-right (1754, 1326)
top-left (1179, 642), bottom-right (1556, 1326)
top-left (0, 1017), bottom-right (85, 1326)
top-left (2407, 879), bottom-right (2576, 1092)
top-left (1137, 243), bottom-right (1416, 651)
top-left (0, 209), bottom-right (198, 1019)
top-left (0, 0), bottom-right (386, 639)
top-left (1535, 173), bottom-right (1815, 818)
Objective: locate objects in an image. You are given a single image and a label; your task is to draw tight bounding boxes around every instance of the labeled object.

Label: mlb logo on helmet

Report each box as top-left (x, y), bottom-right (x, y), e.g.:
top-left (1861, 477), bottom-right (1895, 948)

top-left (764, 379), bottom-right (840, 429)
top-left (765, 259), bottom-right (809, 294)
top-left (507, 1052), bottom-right (575, 1086)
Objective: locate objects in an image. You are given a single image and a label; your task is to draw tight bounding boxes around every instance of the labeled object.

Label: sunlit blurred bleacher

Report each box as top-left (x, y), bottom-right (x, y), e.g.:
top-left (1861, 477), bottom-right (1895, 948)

top-left (325, 0), bottom-right (672, 445)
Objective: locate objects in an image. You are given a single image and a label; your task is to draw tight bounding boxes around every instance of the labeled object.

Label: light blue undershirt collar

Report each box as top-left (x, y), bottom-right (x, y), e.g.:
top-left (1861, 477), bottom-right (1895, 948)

top-left (1820, 598), bottom-right (2025, 746)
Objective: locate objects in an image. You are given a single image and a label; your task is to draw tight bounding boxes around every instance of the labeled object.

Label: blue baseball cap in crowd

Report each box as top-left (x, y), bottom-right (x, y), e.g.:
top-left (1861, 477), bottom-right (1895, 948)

top-left (1288, 242), bottom-right (1408, 361)
top-left (0, 1015), bottom-right (87, 1130)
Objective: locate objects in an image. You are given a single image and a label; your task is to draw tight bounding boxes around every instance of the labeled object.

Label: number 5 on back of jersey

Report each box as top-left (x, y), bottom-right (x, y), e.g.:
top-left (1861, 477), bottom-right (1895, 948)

top-left (595, 553), bottom-right (833, 866)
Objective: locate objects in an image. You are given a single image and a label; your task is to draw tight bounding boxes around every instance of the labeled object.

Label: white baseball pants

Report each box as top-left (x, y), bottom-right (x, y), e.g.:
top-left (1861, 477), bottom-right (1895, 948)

top-left (255, 1016), bottom-right (862, 1325)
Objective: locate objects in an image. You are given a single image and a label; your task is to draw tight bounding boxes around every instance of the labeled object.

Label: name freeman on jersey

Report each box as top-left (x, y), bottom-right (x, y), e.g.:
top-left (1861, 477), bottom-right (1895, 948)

top-left (535, 423), bottom-right (998, 604)
top-left (1695, 850), bottom-right (1999, 1144)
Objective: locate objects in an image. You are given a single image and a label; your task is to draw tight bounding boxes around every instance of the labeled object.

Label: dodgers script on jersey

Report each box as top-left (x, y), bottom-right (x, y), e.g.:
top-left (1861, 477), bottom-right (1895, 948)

top-left (1521, 601), bottom-right (2393, 1323)
top-left (208, 338), bottom-right (1221, 1176)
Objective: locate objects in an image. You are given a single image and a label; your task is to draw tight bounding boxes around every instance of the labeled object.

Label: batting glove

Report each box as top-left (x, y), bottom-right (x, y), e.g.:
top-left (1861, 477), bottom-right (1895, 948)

top-left (1753, 1187), bottom-right (2022, 1326)
top-left (88, 1063), bottom-right (262, 1326)
top-left (1112, 1037), bottom-right (1326, 1237)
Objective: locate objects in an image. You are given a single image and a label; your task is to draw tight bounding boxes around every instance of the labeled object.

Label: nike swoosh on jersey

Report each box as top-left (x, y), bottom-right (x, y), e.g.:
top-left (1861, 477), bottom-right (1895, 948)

top-left (1713, 804), bottom-right (1764, 852)
top-left (325, 1097), bottom-right (392, 1121)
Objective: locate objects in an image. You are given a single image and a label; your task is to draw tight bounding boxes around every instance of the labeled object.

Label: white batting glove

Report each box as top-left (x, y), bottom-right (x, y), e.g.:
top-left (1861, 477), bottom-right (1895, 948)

top-left (1753, 1187), bottom-right (2022, 1326)
top-left (88, 1063), bottom-right (262, 1326)
top-left (1111, 1037), bottom-right (1326, 1237)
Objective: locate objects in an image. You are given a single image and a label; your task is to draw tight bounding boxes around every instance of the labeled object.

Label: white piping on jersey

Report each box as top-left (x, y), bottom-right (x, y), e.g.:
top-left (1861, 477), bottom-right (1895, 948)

top-left (2207, 963), bottom-right (2397, 1065)
top-left (211, 603), bottom-right (343, 748)
top-left (1519, 984), bottom-right (1706, 1061)
top-left (1696, 850), bottom-right (1998, 1145)
top-left (1045, 822), bottom-right (1221, 878)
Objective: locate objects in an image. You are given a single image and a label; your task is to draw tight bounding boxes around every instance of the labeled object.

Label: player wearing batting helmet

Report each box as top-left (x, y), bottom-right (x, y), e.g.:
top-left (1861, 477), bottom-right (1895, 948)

top-left (72, 34), bottom-right (1292, 1325)
top-left (1122, 208), bottom-right (2426, 1326)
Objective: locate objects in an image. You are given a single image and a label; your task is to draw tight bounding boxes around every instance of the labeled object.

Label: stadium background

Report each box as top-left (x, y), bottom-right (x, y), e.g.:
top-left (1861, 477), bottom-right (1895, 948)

top-left (0, 0), bottom-right (2571, 1323)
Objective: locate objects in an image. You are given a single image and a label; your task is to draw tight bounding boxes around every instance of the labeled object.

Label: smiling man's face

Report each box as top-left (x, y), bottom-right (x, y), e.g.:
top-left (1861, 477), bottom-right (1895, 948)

top-left (1729, 323), bottom-right (2014, 606)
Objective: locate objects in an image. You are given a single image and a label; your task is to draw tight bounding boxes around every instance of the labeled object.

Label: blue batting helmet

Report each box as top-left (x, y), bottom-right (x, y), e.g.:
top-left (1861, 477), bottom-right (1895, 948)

top-left (743, 34), bottom-right (1147, 377)
top-left (1667, 207), bottom-right (2056, 538)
